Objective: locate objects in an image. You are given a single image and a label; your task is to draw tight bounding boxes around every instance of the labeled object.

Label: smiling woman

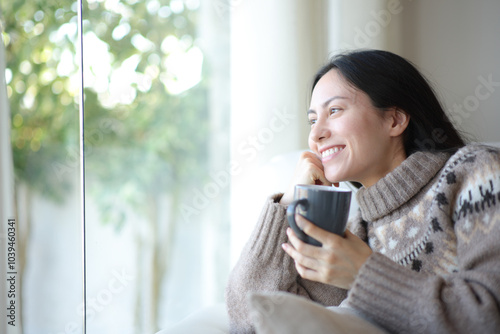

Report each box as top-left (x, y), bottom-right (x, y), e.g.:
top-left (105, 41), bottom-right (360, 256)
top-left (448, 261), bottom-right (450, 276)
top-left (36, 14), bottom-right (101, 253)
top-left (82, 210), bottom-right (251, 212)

top-left (226, 50), bottom-right (500, 334)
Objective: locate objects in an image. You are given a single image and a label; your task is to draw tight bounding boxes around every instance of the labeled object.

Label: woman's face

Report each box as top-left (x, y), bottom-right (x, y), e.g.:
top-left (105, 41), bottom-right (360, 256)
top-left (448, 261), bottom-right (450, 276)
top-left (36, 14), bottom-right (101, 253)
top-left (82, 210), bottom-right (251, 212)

top-left (308, 69), bottom-right (406, 187)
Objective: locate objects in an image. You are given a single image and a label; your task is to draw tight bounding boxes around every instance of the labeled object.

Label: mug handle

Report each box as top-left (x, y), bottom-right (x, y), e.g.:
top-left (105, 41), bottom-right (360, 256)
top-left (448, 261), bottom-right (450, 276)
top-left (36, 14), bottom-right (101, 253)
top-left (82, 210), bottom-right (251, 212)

top-left (286, 198), bottom-right (309, 242)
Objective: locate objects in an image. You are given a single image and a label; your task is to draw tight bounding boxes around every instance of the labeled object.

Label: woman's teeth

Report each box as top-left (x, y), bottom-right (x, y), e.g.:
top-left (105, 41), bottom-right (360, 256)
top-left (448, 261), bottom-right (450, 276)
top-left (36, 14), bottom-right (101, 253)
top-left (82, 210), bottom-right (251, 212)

top-left (321, 146), bottom-right (344, 158)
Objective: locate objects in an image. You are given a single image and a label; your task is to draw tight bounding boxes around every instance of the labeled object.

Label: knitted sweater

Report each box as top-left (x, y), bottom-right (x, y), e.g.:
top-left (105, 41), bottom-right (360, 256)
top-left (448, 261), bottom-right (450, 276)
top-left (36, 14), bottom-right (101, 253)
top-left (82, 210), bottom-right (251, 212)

top-left (225, 144), bottom-right (500, 333)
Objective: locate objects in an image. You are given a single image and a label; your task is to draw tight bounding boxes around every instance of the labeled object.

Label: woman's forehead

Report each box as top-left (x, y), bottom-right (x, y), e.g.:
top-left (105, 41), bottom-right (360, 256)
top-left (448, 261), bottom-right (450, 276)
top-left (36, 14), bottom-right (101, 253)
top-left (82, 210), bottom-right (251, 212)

top-left (311, 71), bottom-right (360, 107)
top-left (313, 71), bottom-right (357, 97)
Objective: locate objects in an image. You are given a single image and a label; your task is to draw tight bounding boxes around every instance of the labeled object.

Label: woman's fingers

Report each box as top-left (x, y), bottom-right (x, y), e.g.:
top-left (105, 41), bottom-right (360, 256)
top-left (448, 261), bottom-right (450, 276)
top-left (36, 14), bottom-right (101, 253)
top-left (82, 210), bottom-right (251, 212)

top-left (302, 152), bottom-right (331, 186)
top-left (296, 214), bottom-right (342, 248)
top-left (282, 237), bottom-right (321, 282)
top-left (282, 240), bottom-right (317, 272)
top-left (280, 151), bottom-right (331, 204)
top-left (283, 216), bottom-right (373, 288)
top-left (284, 222), bottom-right (332, 274)
top-left (286, 226), bottom-right (321, 258)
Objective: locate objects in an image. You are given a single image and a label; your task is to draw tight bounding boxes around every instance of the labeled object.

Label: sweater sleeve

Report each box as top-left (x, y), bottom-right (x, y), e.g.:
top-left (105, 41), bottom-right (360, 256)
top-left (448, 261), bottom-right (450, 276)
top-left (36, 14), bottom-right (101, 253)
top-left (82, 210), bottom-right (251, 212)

top-left (347, 146), bottom-right (500, 333)
top-left (225, 194), bottom-right (347, 333)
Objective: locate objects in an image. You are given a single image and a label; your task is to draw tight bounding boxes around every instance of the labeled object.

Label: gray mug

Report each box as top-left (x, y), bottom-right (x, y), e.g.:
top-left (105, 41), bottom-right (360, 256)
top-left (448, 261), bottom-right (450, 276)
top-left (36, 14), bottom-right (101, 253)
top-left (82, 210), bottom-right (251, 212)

top-left (286, 184), bottom-right (351, 246)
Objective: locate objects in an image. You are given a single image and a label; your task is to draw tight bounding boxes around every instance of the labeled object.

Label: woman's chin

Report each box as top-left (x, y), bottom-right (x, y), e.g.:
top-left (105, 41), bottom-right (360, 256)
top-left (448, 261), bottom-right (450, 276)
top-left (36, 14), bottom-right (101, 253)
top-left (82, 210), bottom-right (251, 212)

top-left (325, 173), bottom-right (343, 184)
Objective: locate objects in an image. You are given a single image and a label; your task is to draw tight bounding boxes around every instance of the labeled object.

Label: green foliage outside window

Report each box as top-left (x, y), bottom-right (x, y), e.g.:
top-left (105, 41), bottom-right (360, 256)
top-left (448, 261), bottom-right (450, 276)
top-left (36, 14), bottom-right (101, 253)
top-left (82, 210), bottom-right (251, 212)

top-left (2, 0), bottom-right (209, 226)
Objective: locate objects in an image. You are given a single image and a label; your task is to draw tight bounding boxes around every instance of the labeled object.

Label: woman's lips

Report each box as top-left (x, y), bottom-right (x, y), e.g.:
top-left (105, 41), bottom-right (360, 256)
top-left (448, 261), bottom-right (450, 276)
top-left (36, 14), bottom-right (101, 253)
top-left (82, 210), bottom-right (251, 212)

top-left (320, 145), bottom-right (345, 162)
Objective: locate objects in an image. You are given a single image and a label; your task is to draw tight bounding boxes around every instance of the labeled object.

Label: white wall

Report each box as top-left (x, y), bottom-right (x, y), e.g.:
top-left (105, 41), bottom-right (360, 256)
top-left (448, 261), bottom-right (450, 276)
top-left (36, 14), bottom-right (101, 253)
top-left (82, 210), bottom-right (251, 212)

top-left (400, 0), bottom-right (500, 142)
top-left (328, 0), bottom-right (404, 54)
top-left (329, 0), bottom-right (500, 142)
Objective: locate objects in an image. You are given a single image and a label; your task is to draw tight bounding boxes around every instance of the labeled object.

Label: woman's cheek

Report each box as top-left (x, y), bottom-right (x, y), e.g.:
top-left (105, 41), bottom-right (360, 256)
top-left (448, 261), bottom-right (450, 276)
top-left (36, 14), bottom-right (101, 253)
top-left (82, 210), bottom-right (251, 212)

top-left (308, 137), bottom-right (316, 153)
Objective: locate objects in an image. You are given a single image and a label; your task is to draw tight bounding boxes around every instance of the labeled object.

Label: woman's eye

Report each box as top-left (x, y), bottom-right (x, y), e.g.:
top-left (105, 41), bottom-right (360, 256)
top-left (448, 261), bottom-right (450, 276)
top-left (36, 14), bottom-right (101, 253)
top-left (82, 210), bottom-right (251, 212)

top-left (308, 118), bottom-right (317, 125)
top-left (329, 108), bottom-right (341, 115)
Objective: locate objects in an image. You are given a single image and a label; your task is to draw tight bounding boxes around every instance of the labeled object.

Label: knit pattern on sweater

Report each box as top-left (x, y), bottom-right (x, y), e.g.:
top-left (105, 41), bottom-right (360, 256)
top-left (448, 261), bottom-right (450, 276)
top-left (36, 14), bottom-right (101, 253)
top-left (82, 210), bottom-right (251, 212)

top-left (359, 146), bottom-right (500, 276)
top-left (348, 144), bottom-right (500, 333)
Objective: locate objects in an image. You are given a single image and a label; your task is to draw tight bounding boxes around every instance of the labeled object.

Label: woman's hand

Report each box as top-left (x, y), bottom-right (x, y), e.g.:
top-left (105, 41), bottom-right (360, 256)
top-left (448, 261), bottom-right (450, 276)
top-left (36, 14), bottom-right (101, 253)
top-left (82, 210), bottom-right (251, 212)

top-left (280, 151), bottom-right (335, 205)
top-left (282, 214), bottom-right (372, 289)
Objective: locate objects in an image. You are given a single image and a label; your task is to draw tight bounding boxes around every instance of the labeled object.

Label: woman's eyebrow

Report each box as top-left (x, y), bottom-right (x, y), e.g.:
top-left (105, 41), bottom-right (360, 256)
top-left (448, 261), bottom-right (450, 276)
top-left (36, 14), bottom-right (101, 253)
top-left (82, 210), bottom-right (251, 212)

top-left (307, 96), bottom-right (348, 115)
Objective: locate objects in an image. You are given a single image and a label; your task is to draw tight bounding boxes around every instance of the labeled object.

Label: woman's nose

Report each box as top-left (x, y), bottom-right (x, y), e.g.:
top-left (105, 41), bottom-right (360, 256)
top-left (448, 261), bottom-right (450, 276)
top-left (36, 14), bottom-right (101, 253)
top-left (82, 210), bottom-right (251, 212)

top-left (310, 119), bottom-right (331, 142)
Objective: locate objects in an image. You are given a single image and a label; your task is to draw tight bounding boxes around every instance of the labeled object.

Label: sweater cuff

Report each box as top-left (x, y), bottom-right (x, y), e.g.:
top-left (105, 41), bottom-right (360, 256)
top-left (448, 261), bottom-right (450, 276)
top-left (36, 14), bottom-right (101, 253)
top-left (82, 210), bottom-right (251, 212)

top-left (245, 194), bottom-right (289, 264)
top-left (271, 193), bottom-right (285, 205)
top-left (347, 252), bottom-right (427, 329)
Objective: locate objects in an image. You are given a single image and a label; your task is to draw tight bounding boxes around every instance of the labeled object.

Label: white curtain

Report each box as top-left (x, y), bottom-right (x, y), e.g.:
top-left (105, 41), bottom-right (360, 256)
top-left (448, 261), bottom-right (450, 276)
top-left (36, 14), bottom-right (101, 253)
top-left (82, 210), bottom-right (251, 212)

top-left (229, 0), bottom-right (330, 262)
top-left (0, 23), bottom-right (21, 333)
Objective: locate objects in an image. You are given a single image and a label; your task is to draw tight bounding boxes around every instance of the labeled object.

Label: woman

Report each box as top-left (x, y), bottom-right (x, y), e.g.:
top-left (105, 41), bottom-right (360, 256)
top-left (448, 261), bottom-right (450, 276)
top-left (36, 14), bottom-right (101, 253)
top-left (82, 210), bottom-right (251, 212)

top-left (225, 50), bottom-right (500, 333)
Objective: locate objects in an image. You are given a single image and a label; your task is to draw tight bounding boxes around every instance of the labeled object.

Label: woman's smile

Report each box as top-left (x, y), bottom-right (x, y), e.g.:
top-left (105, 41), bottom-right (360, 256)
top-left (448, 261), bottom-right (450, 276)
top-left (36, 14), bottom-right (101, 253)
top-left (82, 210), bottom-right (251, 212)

top-left (319, 145), bottom-right (345, 163)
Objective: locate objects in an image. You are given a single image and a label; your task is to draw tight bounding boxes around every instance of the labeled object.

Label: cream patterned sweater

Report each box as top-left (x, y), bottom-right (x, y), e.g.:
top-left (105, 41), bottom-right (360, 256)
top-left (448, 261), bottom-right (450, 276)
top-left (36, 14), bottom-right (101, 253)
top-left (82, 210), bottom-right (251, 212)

top-left (225, 144), bottom-right (500, 333)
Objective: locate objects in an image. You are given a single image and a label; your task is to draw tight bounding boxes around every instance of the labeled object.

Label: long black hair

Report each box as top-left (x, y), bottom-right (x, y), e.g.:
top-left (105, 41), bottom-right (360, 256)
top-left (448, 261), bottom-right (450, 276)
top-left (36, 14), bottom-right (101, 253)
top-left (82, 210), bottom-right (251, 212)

top-left (312, 50), bottom-right (466, 156)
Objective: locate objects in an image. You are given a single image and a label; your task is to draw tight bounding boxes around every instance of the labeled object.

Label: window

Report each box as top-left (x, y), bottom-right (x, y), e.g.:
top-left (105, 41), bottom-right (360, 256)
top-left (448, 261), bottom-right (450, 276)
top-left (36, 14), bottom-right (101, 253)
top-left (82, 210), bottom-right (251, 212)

top-left (1, 0), bottom-right (230, 332)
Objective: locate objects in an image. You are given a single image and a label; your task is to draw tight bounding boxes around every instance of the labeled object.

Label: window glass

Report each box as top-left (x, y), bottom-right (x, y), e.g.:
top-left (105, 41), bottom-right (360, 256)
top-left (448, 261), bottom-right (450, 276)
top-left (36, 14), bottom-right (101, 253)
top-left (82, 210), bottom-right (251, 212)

top-left (2, 0), bottom-right (83, 332)
top-left (2, 0), bottom-right (230, 331)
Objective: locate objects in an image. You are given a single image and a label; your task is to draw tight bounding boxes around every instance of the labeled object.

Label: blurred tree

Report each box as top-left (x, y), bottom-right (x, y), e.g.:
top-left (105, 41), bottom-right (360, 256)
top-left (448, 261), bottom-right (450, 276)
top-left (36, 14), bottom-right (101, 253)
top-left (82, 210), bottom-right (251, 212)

top-left (2, 1), bottom-right (79, 331)
top-left (2, 0), bottom-right (210, 331)
top-left (2, 0), bottom-right (79, 199)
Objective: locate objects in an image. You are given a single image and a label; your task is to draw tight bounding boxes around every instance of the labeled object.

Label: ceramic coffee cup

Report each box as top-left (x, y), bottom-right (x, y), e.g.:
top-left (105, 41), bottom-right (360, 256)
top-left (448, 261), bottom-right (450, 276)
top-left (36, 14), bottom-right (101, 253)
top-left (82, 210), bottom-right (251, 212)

top-left (286, 184), bottom-right (351, 246)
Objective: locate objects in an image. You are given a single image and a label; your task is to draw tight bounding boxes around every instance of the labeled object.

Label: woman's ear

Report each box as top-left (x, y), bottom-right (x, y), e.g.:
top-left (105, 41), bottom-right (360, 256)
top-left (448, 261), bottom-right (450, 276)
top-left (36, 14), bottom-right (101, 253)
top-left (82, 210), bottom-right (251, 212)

top-left (388, 108), bottom-right (410, 137)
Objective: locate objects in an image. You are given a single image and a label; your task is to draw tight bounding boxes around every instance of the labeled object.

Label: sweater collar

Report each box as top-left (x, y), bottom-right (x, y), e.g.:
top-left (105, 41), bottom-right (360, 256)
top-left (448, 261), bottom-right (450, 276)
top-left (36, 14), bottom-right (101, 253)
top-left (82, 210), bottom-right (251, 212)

top-left (356, 150), bottom-right (451, 222)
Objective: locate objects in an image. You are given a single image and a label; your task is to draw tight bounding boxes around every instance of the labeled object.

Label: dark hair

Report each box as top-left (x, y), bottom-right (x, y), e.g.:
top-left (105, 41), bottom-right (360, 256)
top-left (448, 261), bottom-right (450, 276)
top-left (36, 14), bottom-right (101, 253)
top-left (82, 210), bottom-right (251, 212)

top-left (312, 50), bottom-right (466, 156)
